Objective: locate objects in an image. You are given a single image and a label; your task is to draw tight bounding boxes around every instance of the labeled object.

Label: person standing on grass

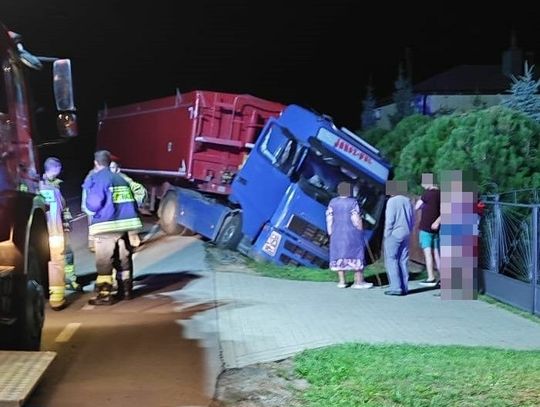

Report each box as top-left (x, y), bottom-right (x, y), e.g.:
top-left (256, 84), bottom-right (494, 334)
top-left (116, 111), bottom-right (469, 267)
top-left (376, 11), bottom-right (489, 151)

top-left (326, 181), bottom-right (373, 289)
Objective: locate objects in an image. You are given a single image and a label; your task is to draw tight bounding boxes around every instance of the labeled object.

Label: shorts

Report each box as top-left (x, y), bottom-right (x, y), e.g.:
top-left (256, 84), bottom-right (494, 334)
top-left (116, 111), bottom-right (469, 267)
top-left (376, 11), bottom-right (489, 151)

top-left (419, 230), bottom-right (440, 250)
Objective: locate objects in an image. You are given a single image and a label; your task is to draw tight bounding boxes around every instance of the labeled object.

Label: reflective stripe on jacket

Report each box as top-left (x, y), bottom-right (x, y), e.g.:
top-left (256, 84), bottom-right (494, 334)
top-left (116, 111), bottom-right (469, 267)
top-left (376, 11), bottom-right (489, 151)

top-left (84, 168), bottom-right (142, 235)
top-left (119, 172), bottom-right (147, 206)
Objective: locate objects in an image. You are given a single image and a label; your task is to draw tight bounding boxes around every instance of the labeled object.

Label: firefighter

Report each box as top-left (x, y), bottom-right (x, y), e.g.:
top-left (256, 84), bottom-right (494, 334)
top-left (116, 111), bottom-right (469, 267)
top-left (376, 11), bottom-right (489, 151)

top-left (109, 157), bottom-right (147, 248)
top-left (39, 157), bottom-right (79, 310)
top-left (84, 150), bottom-right (143, 305)
top-left (81, 167), bottom-right (96, 251)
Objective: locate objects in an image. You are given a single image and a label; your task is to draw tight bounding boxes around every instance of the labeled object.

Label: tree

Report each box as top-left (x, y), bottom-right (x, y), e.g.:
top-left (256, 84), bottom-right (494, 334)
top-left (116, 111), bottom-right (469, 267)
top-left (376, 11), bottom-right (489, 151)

top-left (389, 64), bottom-right (414, 126)
top-left (395, 115), bottom-right (455, 193)
top-left (361, 80), bottom-right (377, 130)
top-left (502, 61), bottom-right (540, 122)
top-left (358, 127), bottom-right (388, 148)
top-left (436, 106), bottom-right (540, 193)
top-left (393, 106), bottom-right (540, 194)
top-left (377, 114), bottom-right (431, 169)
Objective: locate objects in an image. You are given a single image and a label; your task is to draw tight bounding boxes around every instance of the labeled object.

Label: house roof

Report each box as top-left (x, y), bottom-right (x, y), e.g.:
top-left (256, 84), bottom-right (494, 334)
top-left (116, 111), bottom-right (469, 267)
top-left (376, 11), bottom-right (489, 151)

top-left (413, 65), bottom-right (511, 94)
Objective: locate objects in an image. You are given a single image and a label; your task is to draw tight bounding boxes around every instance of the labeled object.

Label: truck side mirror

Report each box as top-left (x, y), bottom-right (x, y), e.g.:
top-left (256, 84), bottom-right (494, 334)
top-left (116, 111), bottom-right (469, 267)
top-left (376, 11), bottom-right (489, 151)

top-left (53, 59), bottom-right (77, 137)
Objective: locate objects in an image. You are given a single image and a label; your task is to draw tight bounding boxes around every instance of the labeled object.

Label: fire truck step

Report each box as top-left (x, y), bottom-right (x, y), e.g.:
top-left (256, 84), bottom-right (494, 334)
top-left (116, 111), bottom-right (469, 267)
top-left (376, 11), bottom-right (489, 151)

top-left (0, 351), bottom-right (56, 407)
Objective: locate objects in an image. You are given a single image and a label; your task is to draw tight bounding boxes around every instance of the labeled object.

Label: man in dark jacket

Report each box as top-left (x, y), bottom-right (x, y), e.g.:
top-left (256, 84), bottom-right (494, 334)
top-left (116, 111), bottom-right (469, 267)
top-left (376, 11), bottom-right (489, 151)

top-left (84, 150), bottom-right (142, 305)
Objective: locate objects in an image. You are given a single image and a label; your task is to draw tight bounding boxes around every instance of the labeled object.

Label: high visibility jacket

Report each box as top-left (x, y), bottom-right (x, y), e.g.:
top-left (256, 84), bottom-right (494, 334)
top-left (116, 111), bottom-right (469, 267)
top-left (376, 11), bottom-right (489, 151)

top-left (83, 168), bottom-right (142, 235)
top-left (118, 172), bottom-right (147, 206)
top-left (40, 177), bottom-right (73, 228)
top-left (39, 182), bottom-right (64, 238)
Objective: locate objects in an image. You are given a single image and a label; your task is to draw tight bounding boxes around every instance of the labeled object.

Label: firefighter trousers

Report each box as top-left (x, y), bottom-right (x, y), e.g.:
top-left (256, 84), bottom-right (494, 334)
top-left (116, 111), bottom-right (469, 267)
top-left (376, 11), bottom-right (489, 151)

top-left (94, 232), bottom-right (133, 287)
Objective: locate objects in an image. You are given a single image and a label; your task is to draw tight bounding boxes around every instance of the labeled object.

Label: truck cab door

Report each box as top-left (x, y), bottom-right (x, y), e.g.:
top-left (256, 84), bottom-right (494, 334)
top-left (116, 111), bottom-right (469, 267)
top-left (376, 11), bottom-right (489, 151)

top-left (230, 120), bottom-right (303, 240)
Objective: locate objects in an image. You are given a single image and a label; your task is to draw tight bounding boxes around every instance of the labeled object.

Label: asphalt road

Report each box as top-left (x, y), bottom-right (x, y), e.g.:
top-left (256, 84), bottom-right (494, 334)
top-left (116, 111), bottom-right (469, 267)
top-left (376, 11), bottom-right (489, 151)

top-left (25, 213), bottom-right (219, 407)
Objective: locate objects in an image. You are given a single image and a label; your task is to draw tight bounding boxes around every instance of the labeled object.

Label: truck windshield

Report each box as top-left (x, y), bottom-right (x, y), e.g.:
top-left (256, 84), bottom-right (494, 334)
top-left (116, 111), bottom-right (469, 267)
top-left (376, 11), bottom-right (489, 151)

top-left (297, 143), bottom-right (386, 229)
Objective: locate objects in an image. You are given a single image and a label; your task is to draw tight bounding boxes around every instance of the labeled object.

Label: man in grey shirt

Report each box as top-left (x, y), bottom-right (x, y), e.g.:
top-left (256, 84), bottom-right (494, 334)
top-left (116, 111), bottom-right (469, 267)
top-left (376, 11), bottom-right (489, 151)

top-left (384, 180), bottom-right (415, 296)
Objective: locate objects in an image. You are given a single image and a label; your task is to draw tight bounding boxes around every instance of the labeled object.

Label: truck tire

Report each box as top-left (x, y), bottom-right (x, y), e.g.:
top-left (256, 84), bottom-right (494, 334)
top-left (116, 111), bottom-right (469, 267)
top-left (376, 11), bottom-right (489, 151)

top-left (215, 213), bottom-right (243, 250)
top-left (17, 247), bottom-right (45, 351)
top-left (158, 191), bottom-right (186, 235)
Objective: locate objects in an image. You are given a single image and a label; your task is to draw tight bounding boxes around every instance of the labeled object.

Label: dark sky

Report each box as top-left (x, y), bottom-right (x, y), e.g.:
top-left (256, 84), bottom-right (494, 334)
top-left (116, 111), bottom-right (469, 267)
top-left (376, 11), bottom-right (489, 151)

top-left (1, 0), bottom-right (539, 161)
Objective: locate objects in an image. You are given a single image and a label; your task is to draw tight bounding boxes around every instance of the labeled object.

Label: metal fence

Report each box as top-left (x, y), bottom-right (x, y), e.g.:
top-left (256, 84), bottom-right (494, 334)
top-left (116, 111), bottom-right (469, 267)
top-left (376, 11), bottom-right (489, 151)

top-left (479, 190), bottom-right (540, 315)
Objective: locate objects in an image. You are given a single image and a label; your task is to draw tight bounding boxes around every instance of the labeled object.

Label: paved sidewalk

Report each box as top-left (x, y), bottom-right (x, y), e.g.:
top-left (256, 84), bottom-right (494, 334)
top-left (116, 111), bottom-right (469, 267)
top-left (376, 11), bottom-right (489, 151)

top-left (210, 271), bottom-right (540, 368)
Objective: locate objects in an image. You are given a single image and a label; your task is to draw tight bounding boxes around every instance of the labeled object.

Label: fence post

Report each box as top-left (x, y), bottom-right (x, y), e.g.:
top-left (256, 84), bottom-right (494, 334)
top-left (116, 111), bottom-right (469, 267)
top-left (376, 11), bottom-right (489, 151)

top-left (493, 194), bottom-right (501, 272)
top-left (532, 206), bottom-right (539, 315)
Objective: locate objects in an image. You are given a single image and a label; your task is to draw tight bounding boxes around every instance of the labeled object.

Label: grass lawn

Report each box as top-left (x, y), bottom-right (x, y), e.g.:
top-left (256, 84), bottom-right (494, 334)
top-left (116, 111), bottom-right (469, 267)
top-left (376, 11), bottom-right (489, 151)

top-left (294, 343), bottom-right (540, 407)
top-left (246, 259), bottom-right (389, 283)
top-left (246, 258), bottom-right (427, 287)
top-left (479, 295), bottom-right (540, 325)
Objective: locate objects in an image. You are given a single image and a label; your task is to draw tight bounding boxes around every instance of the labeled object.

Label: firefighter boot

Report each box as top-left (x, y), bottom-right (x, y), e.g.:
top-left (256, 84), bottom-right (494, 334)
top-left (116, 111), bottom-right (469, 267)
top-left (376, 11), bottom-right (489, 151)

top-left (114, 280), bottom-right (134, 300)
top-left (64, 252), bottom-right (82, 292)
top-left (115, 270), bottom-right (133, 300)
top-left (49, 285), bottom-right (67, 311)
top-left (88, 276), bottom-right (115, 306)
top-left (48, 261), bottom-right (67, 310)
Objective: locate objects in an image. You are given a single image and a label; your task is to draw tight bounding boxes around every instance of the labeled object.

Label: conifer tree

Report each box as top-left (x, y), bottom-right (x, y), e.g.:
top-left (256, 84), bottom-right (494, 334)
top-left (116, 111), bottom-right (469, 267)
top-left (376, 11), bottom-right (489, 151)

top-left (502, 61), bottom-right (540, 122)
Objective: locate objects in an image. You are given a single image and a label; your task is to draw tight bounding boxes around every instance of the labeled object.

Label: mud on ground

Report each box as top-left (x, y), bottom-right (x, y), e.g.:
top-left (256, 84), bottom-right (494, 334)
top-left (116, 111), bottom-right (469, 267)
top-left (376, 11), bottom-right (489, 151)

top-left (210, 358), bottom-right (308, 407)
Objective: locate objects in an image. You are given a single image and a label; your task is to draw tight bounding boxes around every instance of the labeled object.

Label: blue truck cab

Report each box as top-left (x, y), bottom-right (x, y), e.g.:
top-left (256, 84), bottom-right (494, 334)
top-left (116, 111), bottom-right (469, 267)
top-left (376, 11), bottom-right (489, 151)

top-left (230, 105), bottom-right (390, 267)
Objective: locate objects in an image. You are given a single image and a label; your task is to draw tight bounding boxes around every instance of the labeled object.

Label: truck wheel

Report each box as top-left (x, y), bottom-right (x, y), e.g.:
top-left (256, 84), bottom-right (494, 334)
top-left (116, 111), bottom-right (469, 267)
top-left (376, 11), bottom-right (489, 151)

top-left (18, 248), bottom-right (45, 350)
top-left (159, 191), bottom-right (186, 235)
top-left (215, 213), bottom-right (242, 250)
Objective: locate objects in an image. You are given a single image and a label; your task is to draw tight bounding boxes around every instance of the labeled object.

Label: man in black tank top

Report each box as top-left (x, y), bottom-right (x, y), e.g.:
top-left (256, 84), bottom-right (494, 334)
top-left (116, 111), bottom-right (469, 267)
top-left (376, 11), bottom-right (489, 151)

top-left (415, 174), bottom-right (441, 286)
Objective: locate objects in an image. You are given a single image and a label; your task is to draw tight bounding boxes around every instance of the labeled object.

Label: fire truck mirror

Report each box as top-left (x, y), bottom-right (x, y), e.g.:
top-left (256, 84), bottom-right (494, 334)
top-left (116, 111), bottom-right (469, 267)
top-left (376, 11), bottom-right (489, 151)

top-left (19, 48), bottom-right (43, 70)
top-left (53, 59), bottom-right (76, 112)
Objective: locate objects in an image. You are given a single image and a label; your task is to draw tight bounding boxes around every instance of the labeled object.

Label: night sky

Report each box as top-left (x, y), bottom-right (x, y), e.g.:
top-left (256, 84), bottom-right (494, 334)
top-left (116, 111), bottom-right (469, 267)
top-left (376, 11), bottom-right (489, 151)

top-left (1, 0), bottom-right (539, 165)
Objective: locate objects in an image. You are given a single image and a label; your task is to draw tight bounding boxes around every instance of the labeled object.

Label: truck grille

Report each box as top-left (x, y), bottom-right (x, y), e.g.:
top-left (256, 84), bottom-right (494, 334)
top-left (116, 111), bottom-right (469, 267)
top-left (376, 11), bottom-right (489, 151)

top-left (282, 241), bottom-right (328, 268)
top-left (287, 215), bottom-right (329, 249)
top-left (279, 254), bottom-right (300, 266)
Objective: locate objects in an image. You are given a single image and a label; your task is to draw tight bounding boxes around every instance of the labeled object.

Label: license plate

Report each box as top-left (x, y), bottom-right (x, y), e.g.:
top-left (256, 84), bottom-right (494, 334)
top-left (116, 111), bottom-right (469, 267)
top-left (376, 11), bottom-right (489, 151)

top-left (262, 231), bottom-right (282, 257)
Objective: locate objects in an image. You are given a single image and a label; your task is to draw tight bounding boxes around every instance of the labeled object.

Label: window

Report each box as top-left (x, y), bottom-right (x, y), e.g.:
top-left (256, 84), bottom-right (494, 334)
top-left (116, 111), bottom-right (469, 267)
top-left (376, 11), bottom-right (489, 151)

top-left (260, 126), bottom-right (285, 164)
top-left (259, 123), bottom-right (301, 175)
top-left (297, 146), bottom-right (386, 229)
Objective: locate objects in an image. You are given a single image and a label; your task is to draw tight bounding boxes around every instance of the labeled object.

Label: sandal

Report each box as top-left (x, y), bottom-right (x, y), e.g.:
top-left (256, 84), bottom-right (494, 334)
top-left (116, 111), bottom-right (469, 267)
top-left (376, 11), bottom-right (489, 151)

top-left (352, 282), bottom-right (373, 289)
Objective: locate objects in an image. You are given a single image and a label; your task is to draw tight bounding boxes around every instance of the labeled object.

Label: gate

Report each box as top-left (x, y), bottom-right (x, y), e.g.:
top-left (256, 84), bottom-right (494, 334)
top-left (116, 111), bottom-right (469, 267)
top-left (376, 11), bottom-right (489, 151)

top-left (479, 190), bottom-right (540, 315)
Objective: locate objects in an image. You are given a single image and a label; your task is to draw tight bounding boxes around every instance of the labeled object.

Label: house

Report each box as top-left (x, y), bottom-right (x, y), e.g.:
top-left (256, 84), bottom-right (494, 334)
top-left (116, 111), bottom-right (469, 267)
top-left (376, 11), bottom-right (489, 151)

top-left (376, 35), bottom-right (534, 129)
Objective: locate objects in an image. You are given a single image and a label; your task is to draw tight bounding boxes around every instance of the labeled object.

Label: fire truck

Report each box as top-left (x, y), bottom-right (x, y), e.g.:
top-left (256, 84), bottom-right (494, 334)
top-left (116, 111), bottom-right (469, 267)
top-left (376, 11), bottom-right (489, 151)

top-left (0, 22), bottom-right (77, 351)
top-left (97, 91), bottom-right (390, 268)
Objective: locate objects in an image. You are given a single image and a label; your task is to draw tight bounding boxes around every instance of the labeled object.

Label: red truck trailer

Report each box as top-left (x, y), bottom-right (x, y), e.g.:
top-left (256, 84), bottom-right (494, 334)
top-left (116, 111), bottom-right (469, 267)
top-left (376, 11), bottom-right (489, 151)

top-left (97, 90), bottom-right (285, 197)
